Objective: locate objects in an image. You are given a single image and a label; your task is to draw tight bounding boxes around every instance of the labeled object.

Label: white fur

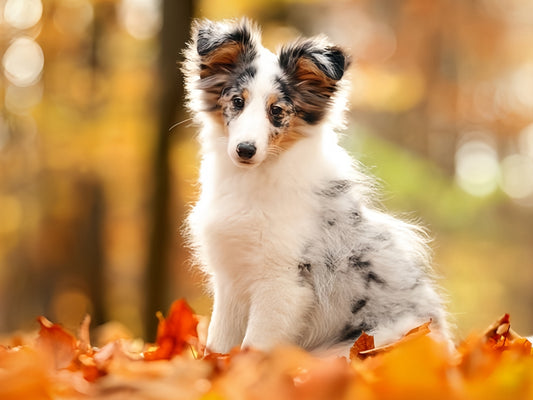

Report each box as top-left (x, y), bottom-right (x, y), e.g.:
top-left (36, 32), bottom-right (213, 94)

top-left (185, 20), bottom-right (450, 357)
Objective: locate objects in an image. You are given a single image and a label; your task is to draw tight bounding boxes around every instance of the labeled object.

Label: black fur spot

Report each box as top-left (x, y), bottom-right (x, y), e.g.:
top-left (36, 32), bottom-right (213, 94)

top-left (322, 48), bottom-right (348, 80)
top-left (300, 111), bottom-right (323, 125)
top-left (348, 254), bottom-right (371, 269)
top-left (324, 251), bottom-right (337, 271)
top-left (351, 298), bottom-right (367, 314)
top-left (374, 233), bottom-right (390, 243)
top-left (321, 180), bottom-right (353, 197)
top-left (327, 219), bottom-right (336, 226)
top-left (235, 65), bottom-right (257, 86)
top-left (349, 208), bottom-right (362, 225)
top-left (297, 262), bottom-right (315, 290)
top-left (298, 262), bottom-right (312, 273)
top-left (271, 118), bottom-right (283, 128)
top-left (274, 76), bottom-right (293, 104)
top-left (339, 322), bottom-right (373, 343)
top-left (339, 324), bottom-right (362, 343)
top-left (366, 271), bottom-right (386, 287)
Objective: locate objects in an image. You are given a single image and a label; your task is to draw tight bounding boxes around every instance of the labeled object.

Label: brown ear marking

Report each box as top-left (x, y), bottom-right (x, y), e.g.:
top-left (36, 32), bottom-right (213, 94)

top-left (278, 38), bottom-right (351, 124)
top-left (279, 39), bottom-right (350, 83)
top-left (195, 19), bottom-right (259, 80)
top-left (199, 42), bottom-right (247, 79)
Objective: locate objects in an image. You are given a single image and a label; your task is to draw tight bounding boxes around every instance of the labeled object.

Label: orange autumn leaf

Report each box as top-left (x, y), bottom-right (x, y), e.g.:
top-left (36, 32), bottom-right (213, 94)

top-left (404, 320), bottom-right (432, 337)
top-left (36, 316), bottom-right (77, 370)
top-left (144, 299), bottom-right (199, 361)
top-left (356, 320), bottom-right (433, 360)
top-left (35, 315), bottom-right (109, 383)
top-left (0, 347), bottom-right (52, 400)
top-left (481, 313), bottom-right (531, 353)
top-left (4, 305), bottom-right (533, 400)
top-left (349, 332), bottom-right (375, 361)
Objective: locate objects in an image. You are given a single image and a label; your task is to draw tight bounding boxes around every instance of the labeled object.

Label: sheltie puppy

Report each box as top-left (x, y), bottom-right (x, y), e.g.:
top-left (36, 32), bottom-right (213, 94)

top-left (183, 18), bottom-right (450, 356)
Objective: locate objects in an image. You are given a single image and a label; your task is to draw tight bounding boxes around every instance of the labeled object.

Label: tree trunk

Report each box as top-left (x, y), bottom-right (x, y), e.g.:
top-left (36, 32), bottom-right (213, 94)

top-left (145, 0), bottom-right (194, 340)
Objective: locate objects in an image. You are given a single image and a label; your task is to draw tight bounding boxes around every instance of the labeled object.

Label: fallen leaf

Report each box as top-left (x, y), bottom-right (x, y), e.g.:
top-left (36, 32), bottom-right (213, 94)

top-left (356, 320), bottom-right (433, 360)
top-left (349, 332), bottom-right (375, 361)
top-left (143, 299), bottom-right (199, 361)
top-left (0, 347), bottom-right (51, 400)
top-left (36, 316), bottom-right (77, 370)
top-left (3, 303), bottom-right (533, 400)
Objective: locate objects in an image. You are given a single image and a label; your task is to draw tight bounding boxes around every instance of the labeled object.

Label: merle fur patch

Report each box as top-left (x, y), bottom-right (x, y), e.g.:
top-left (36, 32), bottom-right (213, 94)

top-left (348, 208), bottom-right (362, 225)
top-left (320, 180), bottom-right (353, 197)
top-left (351, 298), bottom-right (367, 314)
top-left (348, 254), bottom-right (371, 269)
top-left (298, 262), bottom-right (312, 273)
top-left (324, 251), bottom-right (337, 271)
top-left (339, 322), bottom-right (373, 343)
top-left (196, 19), bottom-right (258, 63)
top-left (366, 271), bottom-right (386, 287)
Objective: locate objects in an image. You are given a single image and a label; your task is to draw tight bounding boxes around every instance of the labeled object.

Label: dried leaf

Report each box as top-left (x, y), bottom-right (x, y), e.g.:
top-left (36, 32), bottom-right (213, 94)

top-left (143, 299), bottom-right (199, 361)
top-left (0, 347), bottom-right (51, 400)
top-left (36, 316), bottom-right (77, 370)
top-left (349, 332), bottom-right (375, 361)
top-left (4, 306), bottom-right (533, 400)
top-left (482, 313), bottom-right (532, 353)
top-left (357, 320), bottom-right (433, 359)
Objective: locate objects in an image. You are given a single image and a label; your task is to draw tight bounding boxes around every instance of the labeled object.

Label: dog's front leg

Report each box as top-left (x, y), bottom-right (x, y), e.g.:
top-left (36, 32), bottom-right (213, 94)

top-left (242, 278), bottom-right (314, 351)
top-left (206, 281), bottom-right (248, 354)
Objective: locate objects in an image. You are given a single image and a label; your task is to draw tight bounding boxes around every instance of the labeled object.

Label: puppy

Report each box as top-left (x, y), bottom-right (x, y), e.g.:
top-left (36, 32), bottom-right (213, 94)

top-left (183, 18), bottom-right (450, 356)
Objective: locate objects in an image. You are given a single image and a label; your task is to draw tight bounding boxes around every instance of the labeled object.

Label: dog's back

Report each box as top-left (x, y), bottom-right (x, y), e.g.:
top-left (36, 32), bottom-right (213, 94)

top-left (183, 18), bottom-right (450, 355)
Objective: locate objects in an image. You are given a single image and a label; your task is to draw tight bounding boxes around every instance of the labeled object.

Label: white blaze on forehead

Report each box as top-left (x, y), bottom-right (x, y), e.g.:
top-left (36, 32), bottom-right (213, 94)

top-left (226, 46), bottom-right (280, 167)
top-left (248, 47), bottom-right (280, 101)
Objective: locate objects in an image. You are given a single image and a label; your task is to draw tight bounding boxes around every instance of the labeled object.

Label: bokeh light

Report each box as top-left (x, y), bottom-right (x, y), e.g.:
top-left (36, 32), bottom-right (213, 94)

top-left (51, 287), bottom-right (93, 331)
top-left (3, 0), bottom-right (43, 30)
top-left (500, 154), bottom-right (533, 200)
top-left (508, 63), bottom-right (533, 115)
top-left (455, 135), bottom-right (500, 197)
top-left (2, 37), bottom-right (44, 87)
top-left (118, 0), bottom-right (162, 40)
top-left (520, 124), bottom-right (533, 158)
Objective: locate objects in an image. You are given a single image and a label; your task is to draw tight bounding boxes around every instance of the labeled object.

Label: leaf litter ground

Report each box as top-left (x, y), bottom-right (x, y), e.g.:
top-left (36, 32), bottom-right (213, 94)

top-left (1, 299), bottom-right (533, 400)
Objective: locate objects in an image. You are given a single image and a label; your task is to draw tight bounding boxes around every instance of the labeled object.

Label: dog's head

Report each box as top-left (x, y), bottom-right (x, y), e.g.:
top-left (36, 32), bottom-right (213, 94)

top-left (183, 18), bottom-right (351, 168)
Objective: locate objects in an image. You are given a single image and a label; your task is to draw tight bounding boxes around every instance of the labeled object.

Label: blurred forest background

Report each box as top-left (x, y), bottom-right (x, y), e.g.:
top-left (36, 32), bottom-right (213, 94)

top-left (1, 0), bottom-right (533, 342)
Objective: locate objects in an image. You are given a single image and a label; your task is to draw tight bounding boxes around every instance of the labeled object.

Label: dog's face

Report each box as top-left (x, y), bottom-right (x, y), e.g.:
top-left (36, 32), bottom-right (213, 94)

top-left (183, 19), bottom-right (350, 168)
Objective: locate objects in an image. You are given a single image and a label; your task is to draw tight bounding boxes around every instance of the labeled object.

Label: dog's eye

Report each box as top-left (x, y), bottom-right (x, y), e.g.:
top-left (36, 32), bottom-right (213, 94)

top-left (232, 97), bottom-right (244, 110)
top-left (270, 105), bottom-right (283, 117)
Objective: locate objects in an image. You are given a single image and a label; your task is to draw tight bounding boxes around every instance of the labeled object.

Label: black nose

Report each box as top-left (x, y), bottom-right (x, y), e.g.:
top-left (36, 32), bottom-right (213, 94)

top-left (236, 142), bottom-right (256, 160)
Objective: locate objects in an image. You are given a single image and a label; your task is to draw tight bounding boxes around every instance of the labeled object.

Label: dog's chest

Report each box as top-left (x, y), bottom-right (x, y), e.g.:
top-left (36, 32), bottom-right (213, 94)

top-left (199, 178), bottom-right (319, 275)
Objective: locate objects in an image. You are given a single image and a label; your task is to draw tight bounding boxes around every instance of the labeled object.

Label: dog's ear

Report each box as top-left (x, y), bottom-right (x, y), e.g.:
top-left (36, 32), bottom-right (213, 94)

top-left (278, 38), bottom-right (351, 124)
top-left (195, 19), bottom-right (259, 79)
top-left (183, 18), bottom-right (260, 113)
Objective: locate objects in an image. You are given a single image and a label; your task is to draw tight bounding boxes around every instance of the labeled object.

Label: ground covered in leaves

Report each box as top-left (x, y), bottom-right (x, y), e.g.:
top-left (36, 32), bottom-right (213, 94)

top-left (1, 300), bottom-right (532, 400)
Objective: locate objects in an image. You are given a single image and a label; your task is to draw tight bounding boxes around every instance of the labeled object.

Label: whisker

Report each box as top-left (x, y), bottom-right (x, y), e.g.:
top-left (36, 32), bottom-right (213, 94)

top-left (169, 118), bottom-right (194, 132)
top-left (267, 145), bottom-right (283, 157)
